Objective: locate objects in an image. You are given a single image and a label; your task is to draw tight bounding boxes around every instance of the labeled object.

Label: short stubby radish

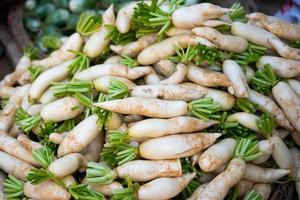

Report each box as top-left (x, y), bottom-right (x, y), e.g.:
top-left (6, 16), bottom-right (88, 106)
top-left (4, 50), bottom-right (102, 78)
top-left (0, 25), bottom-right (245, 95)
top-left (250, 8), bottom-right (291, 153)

top-left (270, 135), bottom-right (294, 169)
top-left (159, 63), bottom-right (187, 85)
top-left (40, 97), bottom-right (84, 122)
top-left (198, 138), bottom-right (237, 172)
top-left (94, 76), bottom-right (136, 93)
top-left (94, 97), bottom-right (188, 118)
top-left (252, 139), bottom-right (274, 164)
top-left (268, 37), bottom-right (300, 61)
top-left (192, 27), bottom-right (248, 53)
top-left (171, 3), bottom-right (230, 28)
top-left (128, 116), bottom-right (217, 138)
top-left (115, 2), bottom-right (137, 33)
top-left (139, 133), bottom-right (221, 160)
top-left (226, 112), bottom-right (260, 132)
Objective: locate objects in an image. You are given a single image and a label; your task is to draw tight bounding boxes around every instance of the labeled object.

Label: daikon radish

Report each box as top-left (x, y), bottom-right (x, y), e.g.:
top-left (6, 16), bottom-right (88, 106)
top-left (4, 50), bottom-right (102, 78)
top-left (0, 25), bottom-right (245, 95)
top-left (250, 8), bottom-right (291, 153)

top-left (264, 21), bottom-right (300, 40)
top-left (226, 112), bottom-right (260, 132)
top-left (82, 134), bottom-right (103, 162)
top-left (39, 88), bottom-right (58, 104)
top-left (104, 55), bottom-right (122, 64)
top-left (159, 63), bottom-right (187, 84)
top-left (94, 76), bottom-right (136, 93)
top-left (91, 182), bottom-right (123, 196)
top-left (252, 139), bottom-right (273, 164)
top-left (252, 183), bottom-right (272, 200)
top-left (166, 27), bottom-right (192, 37)
top-left (268, 37), bottom-right (300, 61)
top-left (0, 86), bottom-right (16, 98)
top-left (270, 135), bottom-right (294, 169)
top-left (154, 59), bottom-right (176, 77)
top-left (115, 2), bottom-right (137, 33)
top-left (236, 180), bottom-right (254, 197)
top-left (288, 79), bottom-right (300, 96)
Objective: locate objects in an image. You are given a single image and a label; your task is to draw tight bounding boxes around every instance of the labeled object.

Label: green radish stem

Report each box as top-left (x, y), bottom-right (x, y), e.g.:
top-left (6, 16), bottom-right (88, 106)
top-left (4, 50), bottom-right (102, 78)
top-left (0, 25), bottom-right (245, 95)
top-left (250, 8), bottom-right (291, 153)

top-left (228, 3), bottom-right (247, 22)
top-left (23, 45), bottom-right (38, 60)
top-left (108, 78), bottom-right (130, 100)
top-left (168, 44), bottom-right (198, 64)
top-left (76, 11), bottom-right (102, 36)
top-left (27, 168), bottom-right (64, 187)
top-left (106, 25), bottom-right (136, 45)
top-left (56, 119), bottom-right (76, 133)
top-left (196, 44), bottom-right (233, 65)
top-left (111, 176), bottom-right (138, 200)
top-left (4, 175), bottom-right (26, 200)
top-left (93, 93), bottom-right (112, 129)
top-left (68, 50), bottom-right (90, 75)
top-left (256, 112), bottom-right (275, 138)
top-left (16, 107), bottom-right (42, 134)
top-left (69, 184), bottom-right (105, 200)
top-left (86, 162), bottom-right (117, 185)
top-left (234, 44), bottom-right (267, 67)
top-left (289, 40), bottom-right (300, 49)
top-left (234, 138), bottom-right (262, 162)
top-left (41, 35), bottom-right (61, 50)
top-left (32, 146), bottom-right (55, 168)
top-left (235, 98), bottom-right (258, 113)
top-left (120, 56), bottom-right (139, 68)
top-left (189, 97), bottom-right (221, 121)
top-left (243, 189), bottom-right (263, 200)
top-left (28, 65), bottom-right (42, 81)
top-left (50, 80), bottom-right (93, 97)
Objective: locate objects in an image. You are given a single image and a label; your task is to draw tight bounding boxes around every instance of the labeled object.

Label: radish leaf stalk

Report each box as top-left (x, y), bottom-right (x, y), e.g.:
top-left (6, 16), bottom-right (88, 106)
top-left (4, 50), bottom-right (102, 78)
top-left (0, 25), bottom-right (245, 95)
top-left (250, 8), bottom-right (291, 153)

top-left (4, 175), bottom-right (25, 200)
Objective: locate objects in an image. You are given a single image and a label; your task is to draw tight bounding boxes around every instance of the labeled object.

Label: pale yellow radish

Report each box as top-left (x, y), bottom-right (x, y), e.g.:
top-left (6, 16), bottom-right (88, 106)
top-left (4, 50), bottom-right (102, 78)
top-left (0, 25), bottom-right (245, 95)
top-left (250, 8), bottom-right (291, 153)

top-left (159, 63), bottom-right (187, 84)
top-left (264, 21), bottom-right (300, 40)
top-left (93, 76), bottom-right (136, 93)
top-left (104, 55), bottom-right (122, 64)
top-left (252, 183), bottom-right (272, 200)
top-left (0, 86), bottom-right (16, 98)
top-left (252, 139), bottom-right (273, 164)
top-left (226, 112), bottom-right (260, 132)
top-left (166, 27), bottom-right (192, 37)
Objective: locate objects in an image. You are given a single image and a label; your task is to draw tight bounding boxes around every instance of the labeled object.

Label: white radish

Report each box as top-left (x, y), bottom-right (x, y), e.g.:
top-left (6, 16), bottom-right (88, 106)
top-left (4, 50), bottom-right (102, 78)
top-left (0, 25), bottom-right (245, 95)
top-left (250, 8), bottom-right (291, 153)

top-left (39, 88), bottom-right (58, 104)
top-left (115, 2), bottom-right (136, 33)
top-left (226, 112), bottom-right (260, 132)
top-left (246, 12), bottom-right (286, 24)
top-left (172, 3), bottom-right (230, 28)
top-left (82, 134), bottom-right (103, 162)
top-left (94, 97), bottom-right (188, 118)
top-left (105, 113), bottom-right (123, 130)
top-left (187, 183), bottom-right (208, 200)
top-left (205, 87), bottom-right (236, 111)
top-left (144, 69), bottom-right (160, 85)
top-left (252, 139), bottom-right (274, 164)
top-left (0, 85), bottom-right (16, 98)
top-left (26, 104), bottom-right (44, 116)
top-left (268, 37), bottom-right (300, 61)
top-left (9, 122), bottom-right (23, 137)
top-left (273, 128), bottom-right (290, 139)
top-left (104, 55), bottom-right (122, 64)
top-left (263, 21), bottom-right (300, 40)
top-left (192, 27), bottom-right (248, 53)
top-left (17, 136), bottom-right (43, 152)
top-left (61, 175), bottom-right (76, 188)
top-left (93, 76), bottom-right (136, 93)
top-left (288, 79), bottom-right (300, 96)
top-left (49, 132), bottom-right (66, 145)
top-left (40, 97), bottom-right (84, 122)
top-left (270, 135), bottom-right (294, 169)
top-left (245, 66), bottom-right (255, 83)
top-left (243, 164), bottom-right (289, 183)
top-left (139, 133), bottom-right (221, 160)
top-left (252, 183), bottom-right (272, 200)
top-left (191, 152), bottom-right (202, 166)
top-left (0, 171), bottom-right (6, 200)
top-left (128, 116), bottom-right (217, 138)
top-left (236, 180), bottom-right (254, 197)
top-left (137, 173), bottom-right (195, 200)
top-left (223, 59), bottom-right (249, 98)
top-left (187, 63), bottom-right (230, 87)
top-left (159, 63), bottom-right (187, 84)
top-left (91, 182), bottom-right (123, 196)
top-left (154, 59), bottom-right (176, 77)
top-left (199, 19), bottom-right (231, 28)
top-left (58, 115), bottom-right (101, 157)
top-left (166, 27), bottom-right (192, 37)
top-left (198, 138), bottom-right (237, 172)
top-left (83, 5), bottom-right (115, 58)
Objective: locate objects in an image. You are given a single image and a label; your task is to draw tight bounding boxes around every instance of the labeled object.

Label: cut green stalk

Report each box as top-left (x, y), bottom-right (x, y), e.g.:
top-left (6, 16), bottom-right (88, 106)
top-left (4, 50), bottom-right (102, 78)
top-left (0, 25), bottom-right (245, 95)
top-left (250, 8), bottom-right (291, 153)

top-left (50, 80), bottom-right (93, 97)
top-left (234, 44), bottom-right (267, 66)
top-left (196, 44), bottom-right (233, 65)
top-left (86, 162), bottom-right (117, 185)
top-left (120, 56), bottom-right (139, 68)
top-left (189, 98), bottom-right (221, 121)
top-left (68, 50), bottom-right (90, 75)
top-left (108, 78), bottom-right (130, 100)
top-left (251, 64), bottom-right (279, 94)
top-left (105, 25), bottom-right (136, 45)
top-left (74, 93), bottom-right (93, 108)
top-left (235, 98), bottom-right (258, 113)
top-left (41, 35), bottom-right (61, 50)
top-left (107, 130), bottom-right (130, 145)
top-left (56, 119), bottom-right (76, 133)
top-left (289, 40), bottom-right (300, 49)
top-left (180, 179), bottom-right (201, 199)
top-left (0, 98), bottom-right (8, 110)
top-left (37, 121), bottom-right (57, 139)
top-left (169, 44), bottom-right (198, 64)
top-left (243, 190), bottom-right (263, 200)
top-left (234, 138), bottom-right (262, 162)
top-left (111, 176), bottom-right (138, 200)
top-left (76, 11), bottom-right (102, 36)
top-left (69, 184), bottom-right (105, 200)
top-left (256, 112), bottom-right (275, 138)
top-left (28, 65), bottom-right (42, 81)
top-left (16, 107), bottom-right (42, 133)
top-left (24, 45), bottom-right (38, 60)
top-left (93, 93), bottom-right (112, 129)
top-left (215, 24), bottom-right (231, 33)
top-left (225, 187), bottom-right (238, 200)
top-left (181, 157), bottom-right (201, 177)
top-left (27, 168), bottom-right (64, 186)
top-left (4, 175), bottom-right (26, 199)
top-left (32, 146), bottom-right (55, 168)
top-left (228, 3), bottom-right (247, 22)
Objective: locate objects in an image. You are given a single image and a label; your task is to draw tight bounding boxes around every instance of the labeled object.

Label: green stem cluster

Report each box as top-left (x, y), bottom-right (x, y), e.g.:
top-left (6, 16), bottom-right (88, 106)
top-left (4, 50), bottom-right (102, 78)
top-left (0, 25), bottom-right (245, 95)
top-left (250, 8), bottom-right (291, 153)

top-left (28, 65), bottom-right (42, 81)
top-left (16, 107), bottom-right (42, 134)
top-left (32, 146), bottom-right (55, 168)
top-left (189, 98), bottom-right (221, 121)
top-left (41, 35), bottom-right (61, 50)
top-left (234, 98), bottom-right (258, 113)
top-left (76, 11), bottom-right (102, 36)
top-left (243, 190), bottom-right (263, 200)
top-left (68, 51), bottom-right (90, 75)
top-left (234, 138), bottom-right (262, 162)
top-left (86, 162), bottom-right (117, 185)
top-left (256, 112), bottom-right (275, 138)
top-left (106, 25), bottom-right (136, 45)
top-left (4, 175), bottom-right (26, 200)
top-left (228, 3), bottom-right (247, 22)
top-left (111, 176), bottom-right (138, 200)
top-left (120, 56), bottom-right (139, 68)
top-left (108, 78), bottom-right (130, 100)
top-left (27, 168), bottom-right (64, 187)
top-left (69, 184), bottom-right (105, 200)
top-left (50, 80), bottom-right (93, 97)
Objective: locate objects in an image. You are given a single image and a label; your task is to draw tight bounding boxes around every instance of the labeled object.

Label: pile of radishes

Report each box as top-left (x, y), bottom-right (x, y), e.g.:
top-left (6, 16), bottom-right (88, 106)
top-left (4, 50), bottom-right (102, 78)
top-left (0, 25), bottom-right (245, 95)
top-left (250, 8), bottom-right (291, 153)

top-left (0, 1), bottom-right (300, 199)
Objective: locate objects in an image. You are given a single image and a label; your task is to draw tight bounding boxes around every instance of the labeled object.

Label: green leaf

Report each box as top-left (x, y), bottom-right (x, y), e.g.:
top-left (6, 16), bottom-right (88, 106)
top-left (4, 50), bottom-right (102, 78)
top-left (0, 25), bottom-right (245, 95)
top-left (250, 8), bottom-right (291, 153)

top-left (168, 44), bottom-right (198, 64)
top-left (234, 138), bottom-right (262, 162)
top-left (74, 92), bottom-right (93, 108)
top-left (228, 3), bottom-right (247, 22)
top-left (27, 168), bottom-right (64, 186)
top-left (243, 190), bottom-right (263, 200)
top-left (107, 130), bottom-right (130, 145)
top-left (112, 176), bottom-right (138, 200)
top-left (256, 112), bottom-right (275, 138)
top-left (86, 162), bottom-right (117, 185)
top-left (108, 78), bottom-right (130, 100)
top-left (56, 119), bottom-right (76, 132)
top-left (289, 40), bottom-right (300, 49)
top-left (4, 175), bottom-right (25, 199)
top-left (106, 25), bottom-right (136, 45)
top-left (68, 51), bottom-right (90, 75)
top-left (41, 35), bottom-right (61, 50)
top-left (76, 11), bottom-right (102, 35)
top-left (189, 98), bottom-right (221, 121)
top-left (50, 80), bottom-right (93, 97)
top-left (181, 157), bottom-right (201, 177)
top-left (120, 56), bottom-right (138, 68)
top-left (28, 65), bottom-right (42, 81)
top-left (234, 44), bottom-right (267, 67)
top-left (234, 98), bottom-right (258, 113)
top-left (215, 24), bottom-right (231, 33)
top-left (16, 107), bottom-right (42, 134)
top-left (32, 146), bottom-right (55, 168)
top-left (180, 179), bottom-right (201, 199)
top-left (23, 45), bottom-right (38, 60)
top-left (0, 98), bottom-right (8, 110)
top-left (93, 93), bottom-right (112, 129)
top-left (69, 184), bottom-right (105, 200)
top-left (196, 44), bottom-right (233, 65)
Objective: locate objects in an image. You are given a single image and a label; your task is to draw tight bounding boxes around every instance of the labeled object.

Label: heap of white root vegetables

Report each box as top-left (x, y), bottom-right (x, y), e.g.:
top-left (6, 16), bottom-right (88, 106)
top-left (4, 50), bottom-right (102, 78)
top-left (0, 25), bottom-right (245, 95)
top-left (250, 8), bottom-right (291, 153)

top-left (1, 1), bottom-right (300, 199)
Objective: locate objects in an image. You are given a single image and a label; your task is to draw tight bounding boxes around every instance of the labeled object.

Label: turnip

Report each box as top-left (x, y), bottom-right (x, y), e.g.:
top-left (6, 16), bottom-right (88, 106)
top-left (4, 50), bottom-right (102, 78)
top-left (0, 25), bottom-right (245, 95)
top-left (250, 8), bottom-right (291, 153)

top-left (268, 37), bottom-right (300, 61)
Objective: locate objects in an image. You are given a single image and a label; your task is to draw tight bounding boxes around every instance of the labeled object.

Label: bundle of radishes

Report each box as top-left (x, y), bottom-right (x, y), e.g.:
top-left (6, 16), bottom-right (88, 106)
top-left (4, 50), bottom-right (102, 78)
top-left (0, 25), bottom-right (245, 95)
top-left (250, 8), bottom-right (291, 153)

top-left (1, 0), bottom-right (300, 199)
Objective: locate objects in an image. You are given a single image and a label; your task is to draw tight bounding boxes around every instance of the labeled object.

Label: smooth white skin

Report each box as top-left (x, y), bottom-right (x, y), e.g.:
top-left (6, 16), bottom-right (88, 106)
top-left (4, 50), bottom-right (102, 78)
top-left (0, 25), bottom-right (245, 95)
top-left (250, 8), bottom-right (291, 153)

top-left (272, 81), bottom-right (300, 133)
top-left (138, 173), bottom-right (195, 200)
top-left (137, 35), bottom-right (215, 65)
top-left (231, 22), bottom-right (277, 49)
top-left (245, 66), bottom-right (255, 83)
top-left (24, 181), bottom-right (71, 200)
top-left (270, 135), bottom-right (294, 169)
top-left (257, 56), bottom-right (300, 78)
top-left (187, 63), bottom-right (230, 87)
top-left (48, 153), bottom-right (86, 178)
top-left (205, 88), bottom-right (236, 111)
top-left (93, 76), bottom-right (136, 93)
top-left (128, 116), bottom-right (217, 138)
top-left (115, 159), bottom-right (182, 182)
top-left (192, 27), bottom-right (248, 53)
top-left (21, 84), bottom-right (32, 111)
top-left (26, 104), bottom-right (44, 116)
top-left (40, 97), bottom-right (83, 122)
top-left (236, 180), bottom-right (254, 197)
top-left (105, 113), bottom-right (123, 130)
top-left (49, 132), bottom-right (66, 144)
top-left (83, 5), bottom-right (115, 58)
top-left (110, 33), bottom-right (157, 57)
top-left (94, 97), bottom-right (188, 118)
top-left (159, 63), bottom-right (187, 84)
top-left (199, 19), bottom-right (231, 27)
top-left (196, 158), bottom-right (246, 200)
top-left (246, 12), bottom-right (287, 24)
top-left (166, 27), bottom-right (193, 37)
top-left (154, 59), bottom-right (176, 77)
top-left (187, 183), bottom-right (208, 200)
top-left (32, 33), bottom-right (83, 69)
top-left (82, 134), bottom-right (103, 162)
top-left (130, 84), bottom-right (207, 101)
top-left (104, 55), bottom-right (122, 64)
top-left (57, 115), bottom-right (101, 157)
top-left (243, 164), bottom-right (290, 183)
top-left (29, 60), bottom-right (73, 100)
top-left (39, 88), bottom-right (58, 104)
top-left (144, 70), bottom-right (160, 85)
top-left (227, 112), bottom-right (260, 132)
top-left (74, 64), bottom-right (152, 81)
top-left (0, 151), bottom-right (34, 181)
top-left (91, 182), bottom-right (124, 196)
top-left (171, 3), bottom-right (230, 28)
top-left (252, 183), bottom-right (272, 200)
top-left (223, 60), bottom-right (249, 98)
top-left (288, 79), bottom-right (300, 96)
top-left (191, 152), bottom-right (202, 166)
top-left (61, 175), bottom-right (76, 188)
top-left (0, 85), bottom-right (16, 98)
top-left (268, 37), bottom-right (300, 61)
top-left (116, 2), bottom-right (137, 33)
top-left (252, 139), bottom-right (274, 164)
top-left (248, 89), bottom-right (292, 130)
top-left (17, 136), bottom-right (43, 152)
top-left (139, 133), bottom-right (221, 160)
top-left (198, 138), bottom-right (237, 172)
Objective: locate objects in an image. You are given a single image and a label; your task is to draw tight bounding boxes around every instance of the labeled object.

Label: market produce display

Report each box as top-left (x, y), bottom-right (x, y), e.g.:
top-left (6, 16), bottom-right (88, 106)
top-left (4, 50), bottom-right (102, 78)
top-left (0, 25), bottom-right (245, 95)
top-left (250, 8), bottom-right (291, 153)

top-left (1, 0), bottom-right (300, 199)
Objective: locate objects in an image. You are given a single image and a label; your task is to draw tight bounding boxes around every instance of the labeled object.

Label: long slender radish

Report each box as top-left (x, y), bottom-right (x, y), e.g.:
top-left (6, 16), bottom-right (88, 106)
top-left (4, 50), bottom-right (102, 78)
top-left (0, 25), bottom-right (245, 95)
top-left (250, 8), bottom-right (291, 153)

top-left (236, 180), bottom-right (254, 197)
top-left (94, 97), bottom-right (188, 118)
top-left (252, 139), bottom-right (273, 164)
top-left (0, 151), bottom-right (34, 181)
top-left (204, 87), bottom-right (236, 111)
top-left (187, 183), bottom-right (208, 200)
top-left (246, 12), bottom-right (286, 24)
top-left (272, 81), bottom-right (300, 132)
top-left (110, 34), bottom-right (157, 57)
top-left (288, 79), bottom-right (300, 96)
top-left (171, 3), bottom-right (230, 28)
top-left (39, 88), bottom-right (58, 104)
top-left (40, 97), bottom-right (84, 122)
top-left (139, 133), bottom-right (221, 159)
top-left (0, 86), bottom-right (16, 98)
top-left (58, 114), bottom-right (101, 157)
top-left (252, 183), bottom-right (271, 200)
top-left (24, 181), bottom-right (70, 200)
top-left (104, 55), bottom-right (122, 64)
top-left (198, 138), bottom-right (237, 172)
top-left (166, 27), bottom-right (192, 37)
top-left (91, 182), bottom-right (123, 196)
top-left (245, 66), bottom-right (255, 83)
top-left (187, 63), bottom-right (230, 87)
top-left (243, 164), bottom-right (289, 183)
top-left (199, 19), bottom-right (231, 28)
top-left (248, 89), bottom-right (292, 130)
top-left (115, 2), bottom-right (137, 33)
top-left (74, 63), bottom-right (152, 81)
top-left (82, 134), bottom-right (103, 162)
top-left (17, 136), bottom-right (43, 152)
top-left (263, 21), bottom-right (300, 40)
top-left (137, 35), bottom-right (215, 65)
top-left (270, 135), bottom-right (294, 169)
top-left (154, 59), bottom-right (176, 77)
top-left (94, 76), bottom-right (136, 93)
top-left (83, 5), bottom-right (115, 58)
top-left (223, 59), bottom-right (249, 98)
top-left (231, 22), bottom-right (277, 49)
top-left (29, 60), bottom-right (73, 100)
top-left (159, 63), bottom-right (187, 84)
top-left (257, 56), bottom-right (300, 78)
top-left (137, 173), bottom-right (195, 200)
top-left (268, 37), bottom-right (300, 61)
top-left (226, 112), bottom-right (260, 132)
top-left (128, 116), bottom-right (217, 138)
top-left (192, 27), bottom-right (248, 53)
